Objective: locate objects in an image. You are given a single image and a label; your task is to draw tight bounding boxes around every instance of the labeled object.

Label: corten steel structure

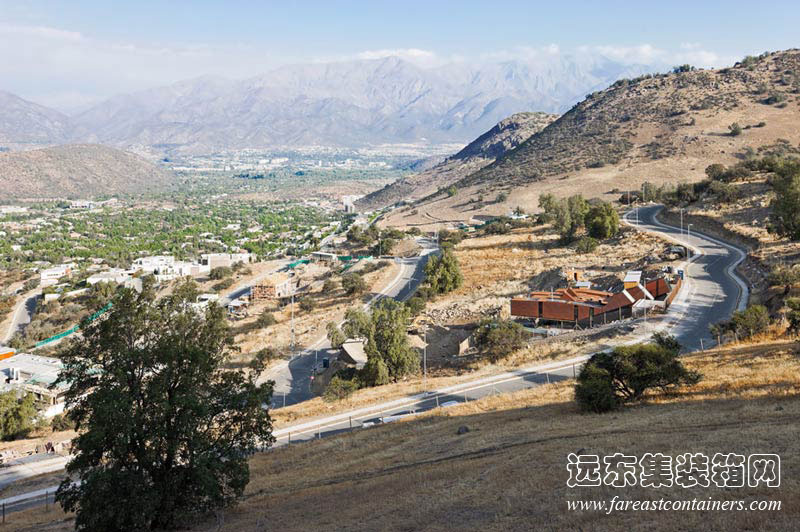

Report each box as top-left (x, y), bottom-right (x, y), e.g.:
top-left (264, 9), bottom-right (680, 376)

top-left (510, 274), bottom-right (673, 327)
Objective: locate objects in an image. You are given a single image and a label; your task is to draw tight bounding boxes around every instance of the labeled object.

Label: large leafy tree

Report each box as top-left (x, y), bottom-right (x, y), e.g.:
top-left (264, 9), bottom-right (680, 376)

top-left (55, 281), bottom-right (274, 531)
top-left (585, 202), bottom-right (620, 239)
top-left (424, 249), bottom-right (463, 295)
top-left (769, 160), bottom-right (800, 240)
top-left (0, 392), bottom-right (37, 440)
top-left (538, 193), bottom-right (590, 241)
top-left (366, 299), bottom-right (418, 380)
top-left (331, 299), bottom-right (418, 386)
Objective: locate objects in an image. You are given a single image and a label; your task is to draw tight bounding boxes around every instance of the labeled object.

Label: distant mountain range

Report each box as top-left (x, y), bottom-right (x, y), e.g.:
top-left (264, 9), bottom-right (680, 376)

top-left (0, 54), bottom-right (654, 153)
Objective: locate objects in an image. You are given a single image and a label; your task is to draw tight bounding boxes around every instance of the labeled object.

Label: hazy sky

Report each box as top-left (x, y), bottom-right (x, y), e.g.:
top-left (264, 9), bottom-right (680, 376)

top-left (2, 0), bottom-right (798, 112)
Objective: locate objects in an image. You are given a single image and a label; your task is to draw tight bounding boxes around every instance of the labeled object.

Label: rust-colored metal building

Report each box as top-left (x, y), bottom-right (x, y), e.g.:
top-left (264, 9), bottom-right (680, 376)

top-left (510, 274), bottom-right (673, 325)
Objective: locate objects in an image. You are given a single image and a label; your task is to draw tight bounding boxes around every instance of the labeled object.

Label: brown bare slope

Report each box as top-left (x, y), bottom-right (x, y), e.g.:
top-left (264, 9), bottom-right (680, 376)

top-left (467, 49), bottom-right (800, 188)
top-left (358, 111), bottom-right (556, 209)
top-left (381, 49), bottom-right (800, 228)
top-left (0, 144), bottom-right (174, 199)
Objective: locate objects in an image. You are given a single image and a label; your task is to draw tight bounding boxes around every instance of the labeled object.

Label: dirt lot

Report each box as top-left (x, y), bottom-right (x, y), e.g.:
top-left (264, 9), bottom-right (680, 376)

top-left (410, 223), bottom-right (675, 370)
top-left (11, 340), bottom-right (799, 531)
top-left (228, 259), bottom-right (400, 367)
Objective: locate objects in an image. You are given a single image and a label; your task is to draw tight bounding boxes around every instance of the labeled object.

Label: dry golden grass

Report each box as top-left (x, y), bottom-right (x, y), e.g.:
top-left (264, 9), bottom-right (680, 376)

top-left (12, 340), bottom-right (799, 531)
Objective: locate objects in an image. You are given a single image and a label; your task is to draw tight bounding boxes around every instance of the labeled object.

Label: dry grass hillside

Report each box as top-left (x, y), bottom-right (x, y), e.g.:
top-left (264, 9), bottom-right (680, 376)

top-left (382, 49), bottom-right (800, 228)
top-left (359, 112), bottom-right (556, 209)
top-left (12, 340), bottom-right (799, 531)
top-left (0, 143), bottom-right (175, 200)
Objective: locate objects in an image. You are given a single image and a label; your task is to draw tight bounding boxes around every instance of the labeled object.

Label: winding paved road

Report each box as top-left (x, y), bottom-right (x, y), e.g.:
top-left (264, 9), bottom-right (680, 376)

top-left (626, 205), bottom-right (748, 350)
top-left (266, 237), bottom-right (439, 407)
top-left (0, 207), bottom-right (751, 513)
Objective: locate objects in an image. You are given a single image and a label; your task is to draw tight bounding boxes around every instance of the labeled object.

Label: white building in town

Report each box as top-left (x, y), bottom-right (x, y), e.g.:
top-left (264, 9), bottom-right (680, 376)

top-left (0, 354), bottom-right (67, 417)
top-left (40, 264), bottom-right (72, 287)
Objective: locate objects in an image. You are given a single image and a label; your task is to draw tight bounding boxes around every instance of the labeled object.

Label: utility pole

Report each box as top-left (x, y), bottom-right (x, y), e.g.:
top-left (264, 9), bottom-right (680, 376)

top-left (687, 224), bottom-right (693, 251)
top-left (680, 208), bottom-right (685, 237)
top-left (290, 290), bottom-right (295, 351)
top-left (423, 325), bottom-right (428, 391)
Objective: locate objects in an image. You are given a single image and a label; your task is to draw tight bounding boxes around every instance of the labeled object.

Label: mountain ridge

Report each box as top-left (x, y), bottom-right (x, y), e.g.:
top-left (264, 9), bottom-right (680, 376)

top-left (0, 144), bottom-right (175, 200)
top-left (1, 54), bottom-right (654, 153)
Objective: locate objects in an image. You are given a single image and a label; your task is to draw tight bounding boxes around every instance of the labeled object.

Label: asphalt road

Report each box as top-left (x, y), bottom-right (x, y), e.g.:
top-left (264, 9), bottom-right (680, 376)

top-left (2, 290), bottom-right (39, 345)
top-left (626, 205), bottom-right (748, 351)
top-left (266, 237), bottom-right (439, 407)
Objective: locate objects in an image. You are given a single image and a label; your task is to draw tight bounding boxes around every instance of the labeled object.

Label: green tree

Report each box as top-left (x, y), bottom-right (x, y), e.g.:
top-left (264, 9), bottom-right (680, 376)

top-left (323, 376), bottom-right (358, 402)
top-left (730, 304), bottom-right (770, 338)
top-left (0, 392), bottom-right (37, 440)
top-left (326, 321), bottom-right (346, 349)
top-left (574, 236), bottom-right (599, 254)
top-left (769, 161), bottom-right (800, 240)
top-left (360, 356), bottom-right (390, 386)
top-left (341, 272), bottom-right (367, 296)
top-left (575, 338), bottom-right (700, 413)
top-left (209, 266), bottom-right (232, 280)
top-left (365, 299), bottom-right (418, 382)
top-left (786, 298), bottom-right (800, 334)
top-left (446, 185), bottom-right (458, 197)
top-left (472, 319), bottom-right (531, 362)
top-left (405, 296), bottom-right (426, 316)
top-left (585, 202), bottom-right (620, 239)
top-left (342, 308), bottom-right (372, 339)
top-left (424, 249), bottom-right (463, 295)
top-left (55, 287), bottom-right (274, 531)
top-left (728, 122), bottom-right (743, 136)
top-left (539, 193), bottom-right (589, 241)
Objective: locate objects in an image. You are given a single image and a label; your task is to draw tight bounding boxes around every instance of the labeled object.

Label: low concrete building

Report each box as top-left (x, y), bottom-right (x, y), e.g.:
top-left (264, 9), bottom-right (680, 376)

top-left (86, 268), bottom-right (132, 285)
top-left (310, 251), bottom-right (338, 264)
top-left (0, 354), bottom-right (67, 417)
top-left (339, 339), bottom-right (368, 369)
top-left (132, 255), bottom-right (175, 274)
top-left (201, 252), bottom-right (253, 269)
top-left (40, 264), bottom-right (71, 287)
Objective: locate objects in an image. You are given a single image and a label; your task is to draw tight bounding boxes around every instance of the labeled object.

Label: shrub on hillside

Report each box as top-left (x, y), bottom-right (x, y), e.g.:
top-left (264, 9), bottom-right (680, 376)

top-left (209, 266), bottom-right (232, 280)
top-left (342, 273), bottom-right (367, 296)
top-left (575, 336), bottom-right (700, 413)
top-left (324, 376), bottom-right (358, 402)
top-left (574, 236), bottom-right (599, 254)
top-left (767, 265), bottom-right (800, 286)
top-left (768, 160), bottom-right (800, 240)
top-left (256, 312), bottom-right (277, 328)
top-left (585, 202), bottom-right (619, 239)
top-left (472, 319), bottom-right (531, 362)
top-left (728, 122), bottom-right (743, 136)
top-left (710, 304), bottom-right (771, 340)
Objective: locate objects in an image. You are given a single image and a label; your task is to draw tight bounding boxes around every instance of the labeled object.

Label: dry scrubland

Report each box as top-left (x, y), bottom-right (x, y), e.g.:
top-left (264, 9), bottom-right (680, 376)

top-left (231, 260), bottom-right (399, 359)
top-left (409, 223), bottom-right (672, 368)
top-left (12, 340), bottom-right (799, 531)
top-left (381, 51), bottom-right (800, 229)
